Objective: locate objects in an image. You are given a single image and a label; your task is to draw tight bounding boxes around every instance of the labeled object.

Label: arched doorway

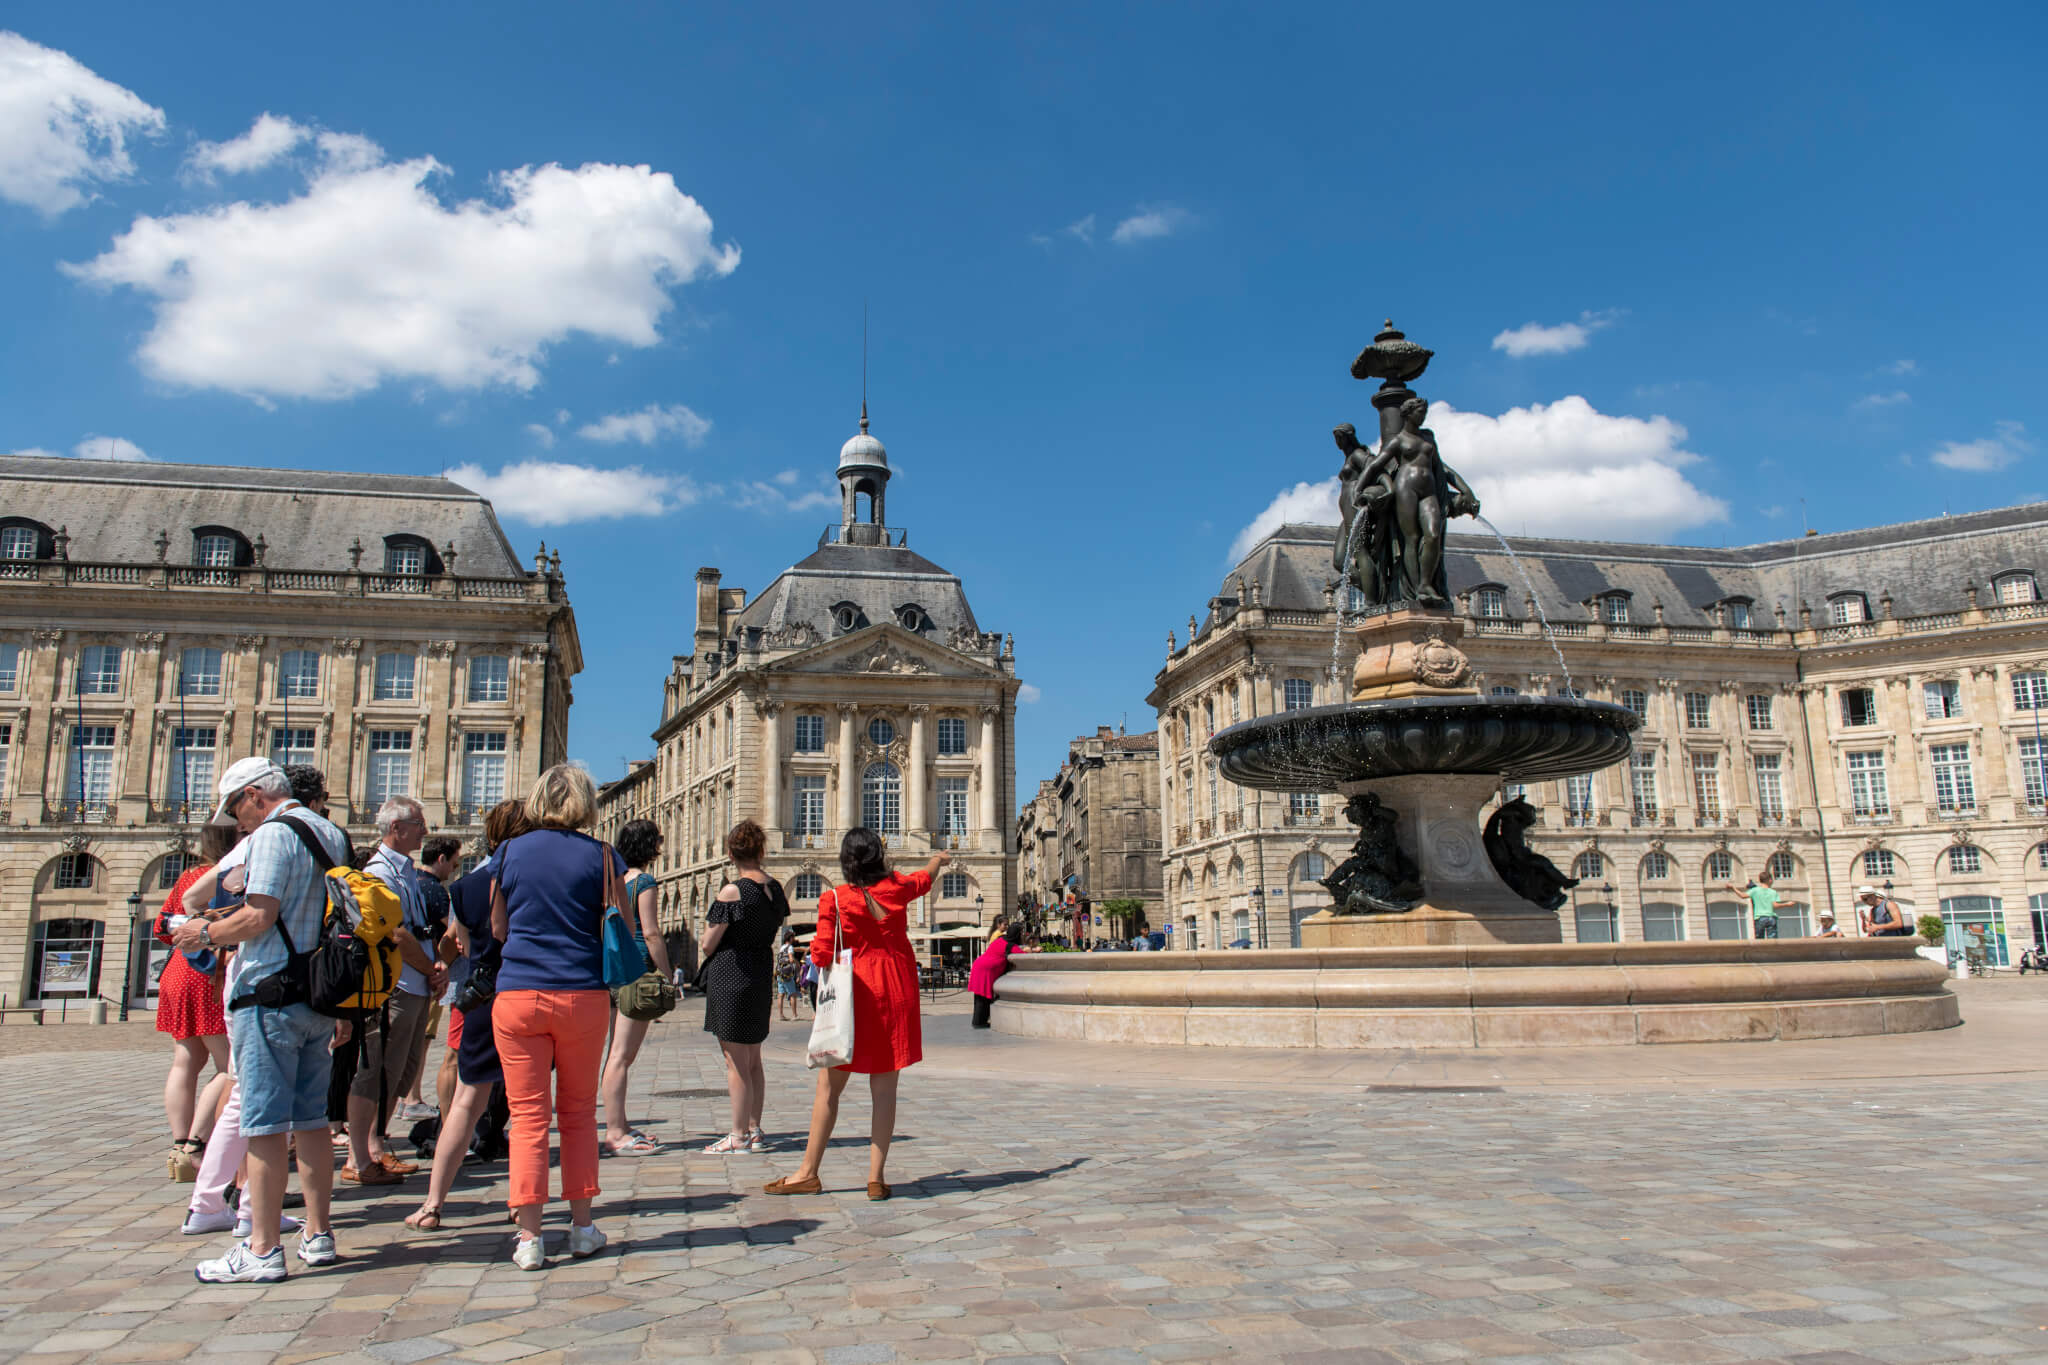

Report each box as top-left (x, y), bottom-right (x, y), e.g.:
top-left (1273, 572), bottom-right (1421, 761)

top-left (28, 850), bottom-right (109, 1004)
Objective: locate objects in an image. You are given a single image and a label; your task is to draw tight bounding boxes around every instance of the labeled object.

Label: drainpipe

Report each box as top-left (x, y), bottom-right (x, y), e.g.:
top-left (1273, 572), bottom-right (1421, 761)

top-left (1247, 656), bottom-right (1270, 948)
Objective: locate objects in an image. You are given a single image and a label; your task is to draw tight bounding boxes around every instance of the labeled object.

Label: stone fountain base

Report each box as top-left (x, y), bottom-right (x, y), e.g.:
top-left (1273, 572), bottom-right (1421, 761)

top-left (989, 939), bottom-right (1957, 1049)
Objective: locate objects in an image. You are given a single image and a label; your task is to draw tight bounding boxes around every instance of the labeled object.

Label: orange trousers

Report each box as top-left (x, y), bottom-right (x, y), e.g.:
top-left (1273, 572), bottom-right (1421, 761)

top-left (492, 988), bottom-right (608, 1208)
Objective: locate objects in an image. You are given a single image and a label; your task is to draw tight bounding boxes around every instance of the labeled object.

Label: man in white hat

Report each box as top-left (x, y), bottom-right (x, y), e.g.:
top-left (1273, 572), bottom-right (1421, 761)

top-left (170, 757), bottom-right (350, 1283)
top-left (1857, 884), bottom-right (1910, 937)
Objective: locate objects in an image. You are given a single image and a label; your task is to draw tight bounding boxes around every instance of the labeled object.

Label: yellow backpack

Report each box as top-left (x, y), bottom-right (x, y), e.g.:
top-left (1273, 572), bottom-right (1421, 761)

top-left (281, 818), bottom-right (403, 1016)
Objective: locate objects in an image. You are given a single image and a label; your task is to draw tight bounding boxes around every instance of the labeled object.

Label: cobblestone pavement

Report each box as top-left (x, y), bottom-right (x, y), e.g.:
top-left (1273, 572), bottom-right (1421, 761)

top-left (5, 989), bottom-right (2047, 1364)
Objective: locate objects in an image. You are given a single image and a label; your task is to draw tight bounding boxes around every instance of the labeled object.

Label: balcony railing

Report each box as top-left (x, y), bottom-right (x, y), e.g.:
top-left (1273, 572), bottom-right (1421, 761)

top-left (1849, 809), bottom-right (1894, 824)
top-left (1563, 810), bottom-right (1596, 828)
top-left (1284, 812), bottom-right (1336, 827)
top-left (0, 558), bottom-right (562, 603)
top-left (783, 831), bottom-right (828, 850)
top-left (45, 800), bottom-right (114, 824)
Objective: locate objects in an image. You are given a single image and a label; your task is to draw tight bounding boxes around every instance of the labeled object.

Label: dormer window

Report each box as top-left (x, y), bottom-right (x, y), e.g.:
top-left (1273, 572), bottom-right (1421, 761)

top-left (1596, 592), bottom-right (1631, 624)
top-left (1715, 597), bottom-right (1754, 630)
top-left (0, 519), bottom-right (52, 560)
top-left (830, 601), bottom-right (869, 635)
top-left (1828, 593), bottom-right (1869, 625)
top-left (383, 534), bottom-right (442, 577)
top-left (894, 603), bottom-right (931, 634)
top-left (1995, 571), bottom-right (2039, 605)
top-left (190, 526), bottom-right (254, 568)
top-left (1474, 585), bottom-right (1507, 619)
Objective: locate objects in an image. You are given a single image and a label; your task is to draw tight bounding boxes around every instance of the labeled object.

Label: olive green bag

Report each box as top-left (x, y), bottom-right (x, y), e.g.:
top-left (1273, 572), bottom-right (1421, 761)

top-left (615, 971), bottom-right (678, 1022)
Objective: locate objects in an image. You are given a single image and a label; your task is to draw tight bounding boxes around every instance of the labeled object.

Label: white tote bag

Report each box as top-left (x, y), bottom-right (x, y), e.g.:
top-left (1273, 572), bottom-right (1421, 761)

top-left (805, 887), bottom-right (857, 1069)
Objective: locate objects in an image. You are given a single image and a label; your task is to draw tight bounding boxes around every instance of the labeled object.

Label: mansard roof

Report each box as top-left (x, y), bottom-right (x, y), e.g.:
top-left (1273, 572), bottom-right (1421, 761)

top-left (732, 539), bottom-right (982, 641)
top-left (0, 454), bottom-right (531, 578)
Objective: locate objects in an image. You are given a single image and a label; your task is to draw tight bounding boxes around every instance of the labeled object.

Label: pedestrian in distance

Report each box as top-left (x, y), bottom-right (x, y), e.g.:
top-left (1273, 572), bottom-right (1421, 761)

top-left (491, 764), bottom-right (621, 1270)
top-left (343, 797), bottom-right (446, 1186)
top-left (601, 817), bottom-right (671, 1157)
top-left (406, 799), bottom-right (528, 1232)
top-left (699, 819), bottom-right (789, 1155)
top-left (1723, 870), bottom-right (1789, 940)
top-left (774, 927), bottom-right (803, 1022)
top-left (1858, 884), bottom-right (1911, 937)
top-left (969, 924), bottom-right (1023, 1029)
top-left (764, 828), bottom-right (948, 1201)
top-left (1816, 909), bottom-right (1844, 938)
top-left (155, 821), bottom-right (238, 1181)
top-left (171, 758), bottom-right (350, 1283)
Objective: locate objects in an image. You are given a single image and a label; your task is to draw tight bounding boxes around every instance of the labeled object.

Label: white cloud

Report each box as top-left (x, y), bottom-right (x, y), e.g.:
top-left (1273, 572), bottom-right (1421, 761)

top-left (1017, 683), bottom-right (1042, 704)
top-left (3, 446), bottom-right (61, 459)
top-left (1852, 390), bottom-right (1910, 411)
top-left (1230, 394), bottom-right (1727, 559)
top-left (73, 434), bottom-right (149, 460)
top-left (1491, 310), bottom-right (1621, 358)
top-left (1111, 205), bottom-right (1188, 245)
top-left (67, 143), bottom-right (740, 401)
top-left (576, 403), bottom-right (711, 447)
top-left (728, 477), bottom-right (836, 514)
top-left (522, 423), bottom-right (556, 448)
top-left (0, 31), bottom-right (164, 215)
top-left (185, 113), bottom-right (307, 179)
top-left (1931, 421), bottom-right (2032, 474)
top-left (1064, 213), bottom-right (1096, 244)
top-left (772, 469), bottom-right (798, 486)
top-left (445, 459), bottom-right (698, 525)
top-left (1881, 358), bottom-right (1918, 376)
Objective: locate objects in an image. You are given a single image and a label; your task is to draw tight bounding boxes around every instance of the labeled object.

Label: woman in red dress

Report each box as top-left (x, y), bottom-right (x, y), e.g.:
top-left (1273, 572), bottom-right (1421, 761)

top-left (764, 827), bottom-right (950, 1201)
top-left (154, 823), bottom-right (236, 1178)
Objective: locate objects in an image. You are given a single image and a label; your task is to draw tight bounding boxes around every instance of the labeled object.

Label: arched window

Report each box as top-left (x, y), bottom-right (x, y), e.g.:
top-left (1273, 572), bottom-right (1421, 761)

top-left (1827, 592), bottom-right (1869, 626)
top-left (1204, 863), bottom-right (1217, 889)
top-left (1862, 848), bottom-right (1896, 879)
top-left (383, 534), bottom-right (442, 577)
top-left (190, 526), bottom-right (254, 569)
top-left (861, 762), bottom-right (901, 833)
top-left (1595, 591), bottom-right (1631, 624)
top-left (1293, 852), bottom-right (1327, 883)
top-left (0, 517), bottom-right (54, 561)
top-left (1230, 859), bottom-right (1245, 889)
top-left (789, 872), bottom-right (824, 902)
top-left (1572, 852), bottom-right (1605, 881)
top-left (1705, 850), bottom-right (1734, 882)
top-left (1472, 584), bottom-right (1508, 619)
top-left (1948, 844), bottom-right (1983, 875)
top-left (1767, 851), bottom-right (1797, 881)
top-left (1641, 850), bottom-right (1671, 880)
top-left (1995, 571), bottom-right (2039, 605)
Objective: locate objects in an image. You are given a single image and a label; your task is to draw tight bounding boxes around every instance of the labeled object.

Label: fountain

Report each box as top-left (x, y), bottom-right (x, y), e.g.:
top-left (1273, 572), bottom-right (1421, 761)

top-left (993, 321), bottom-right (1956, 1048)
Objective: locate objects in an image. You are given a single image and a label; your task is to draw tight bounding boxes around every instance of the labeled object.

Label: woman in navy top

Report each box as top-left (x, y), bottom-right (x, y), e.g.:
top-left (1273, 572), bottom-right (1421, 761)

top-left (490, 766), bottom-right (625, 1270)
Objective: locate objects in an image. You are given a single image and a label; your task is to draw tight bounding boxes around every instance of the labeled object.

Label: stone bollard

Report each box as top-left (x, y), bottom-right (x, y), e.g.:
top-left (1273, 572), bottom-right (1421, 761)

top-left (88, 998), bottom-right (110, 1025)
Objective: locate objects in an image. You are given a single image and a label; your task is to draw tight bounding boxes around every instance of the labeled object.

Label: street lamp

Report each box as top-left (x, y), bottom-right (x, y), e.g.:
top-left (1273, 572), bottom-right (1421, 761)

top-left (1249, 886), bottom-right (1266, 949)
top-left (122, 890), bottom-right (142, 1022)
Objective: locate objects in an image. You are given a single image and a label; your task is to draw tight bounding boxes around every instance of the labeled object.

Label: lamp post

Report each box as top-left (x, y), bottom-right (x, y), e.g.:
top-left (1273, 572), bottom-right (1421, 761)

top-left (122, 890), bottom-right (142, 1022)
top-left (1602, 882), bottom-right (1615, 944)
top-left (1250, 885), bottom-right (1266, 949)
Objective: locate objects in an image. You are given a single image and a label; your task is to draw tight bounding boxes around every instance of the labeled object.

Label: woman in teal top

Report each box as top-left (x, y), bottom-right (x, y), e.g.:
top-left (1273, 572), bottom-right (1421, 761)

top-left (601, 820), bottom-right (670, 1156)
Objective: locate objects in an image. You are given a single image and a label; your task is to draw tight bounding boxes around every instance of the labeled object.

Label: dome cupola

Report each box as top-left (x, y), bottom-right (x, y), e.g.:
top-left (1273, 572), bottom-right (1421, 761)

top-left (837, 403), bottom-right (892, 540)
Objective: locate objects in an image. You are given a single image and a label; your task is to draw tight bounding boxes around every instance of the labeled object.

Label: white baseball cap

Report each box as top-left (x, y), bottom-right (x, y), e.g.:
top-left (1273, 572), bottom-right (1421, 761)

top-left (211, 756), bottom-right (286, 824)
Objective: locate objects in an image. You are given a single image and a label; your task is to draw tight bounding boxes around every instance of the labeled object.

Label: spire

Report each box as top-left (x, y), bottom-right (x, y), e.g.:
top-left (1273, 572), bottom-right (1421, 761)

top-left (860, 398), bottom-right (869, 435)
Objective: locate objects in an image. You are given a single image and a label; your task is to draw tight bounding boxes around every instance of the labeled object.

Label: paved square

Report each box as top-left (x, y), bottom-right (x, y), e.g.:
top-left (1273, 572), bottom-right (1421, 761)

top-left (2, 984), bottom-right (2045, 1363)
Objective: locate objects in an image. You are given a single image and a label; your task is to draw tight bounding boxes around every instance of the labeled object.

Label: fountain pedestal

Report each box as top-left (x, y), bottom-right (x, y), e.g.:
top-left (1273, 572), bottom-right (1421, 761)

top-left (1348, 607), bottom-right (1477, 700)
top-left (1301, 773), bottom-right (1563, 947)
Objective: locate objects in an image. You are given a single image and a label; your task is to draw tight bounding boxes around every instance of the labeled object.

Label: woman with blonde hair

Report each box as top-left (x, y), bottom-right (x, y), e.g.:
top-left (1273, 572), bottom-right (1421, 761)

top-left (764, 827), bottom-right (947, 1200)
top-left (491, 765), bottom-right (624, 1269)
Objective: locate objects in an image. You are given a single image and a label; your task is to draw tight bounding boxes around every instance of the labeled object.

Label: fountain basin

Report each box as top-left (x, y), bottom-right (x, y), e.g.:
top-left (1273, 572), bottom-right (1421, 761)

top-left (1211, 694), bottom-right (1639, 790)
top-left (990, 939), bottom-right (1958, 1048)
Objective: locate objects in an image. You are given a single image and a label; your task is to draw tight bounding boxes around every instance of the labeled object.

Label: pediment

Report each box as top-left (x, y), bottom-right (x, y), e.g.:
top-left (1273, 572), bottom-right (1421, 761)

top-left (765, 623), bottom-right (1003, 679)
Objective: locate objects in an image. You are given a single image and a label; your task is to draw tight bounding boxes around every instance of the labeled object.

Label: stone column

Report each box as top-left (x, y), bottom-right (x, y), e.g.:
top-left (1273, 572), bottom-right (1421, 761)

top-left (837, 703), bottom-right (858, 831)
top-left (978, 705), bottom-right (999, 842)
top-left (330, 640), bottom-right (362, 824)
top-left (906, 705), bottom-right (929, 841)
top-left (758, 700), bottom-right (782, 832)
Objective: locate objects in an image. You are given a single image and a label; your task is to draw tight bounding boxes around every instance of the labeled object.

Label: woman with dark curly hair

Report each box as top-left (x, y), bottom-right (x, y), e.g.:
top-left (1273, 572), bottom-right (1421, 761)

top-left (764, 827), bottom-right (948, 1199)
top-left (601, 817), bottom-right (670, 1157)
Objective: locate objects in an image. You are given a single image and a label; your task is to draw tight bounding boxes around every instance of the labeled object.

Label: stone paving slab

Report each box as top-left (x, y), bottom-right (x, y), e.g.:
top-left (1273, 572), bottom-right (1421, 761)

top-left (3, 988), bottom-right (2047, 1362)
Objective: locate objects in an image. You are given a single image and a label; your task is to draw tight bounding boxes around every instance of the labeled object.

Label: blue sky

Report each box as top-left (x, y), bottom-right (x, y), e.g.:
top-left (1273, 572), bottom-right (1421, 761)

top-left (3, 2), bottom-right (2043, 796)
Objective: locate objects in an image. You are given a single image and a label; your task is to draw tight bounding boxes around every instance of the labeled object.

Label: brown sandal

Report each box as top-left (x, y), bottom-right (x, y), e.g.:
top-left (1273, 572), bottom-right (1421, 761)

top-left (762, 1175), bottom-right (822, 1196)
top-left (867, 1181), bottom-right (891, 1201)
top-left (404, 1207), bottom-right (442, 1232)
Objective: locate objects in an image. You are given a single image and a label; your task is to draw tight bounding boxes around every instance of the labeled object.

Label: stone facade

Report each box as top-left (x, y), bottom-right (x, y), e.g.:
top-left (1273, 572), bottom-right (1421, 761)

top-left (598, 416), bottom-right (1023, 958)
top-left (1016, 727), bottom-right (1162, 942)
top-left (0, 454), bottom-right (580, 1008)
top-left (1154, 506), bottom-right (2048, 963)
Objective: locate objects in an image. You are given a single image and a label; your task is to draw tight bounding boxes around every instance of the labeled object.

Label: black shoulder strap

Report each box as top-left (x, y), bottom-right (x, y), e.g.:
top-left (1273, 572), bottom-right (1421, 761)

top-left (279, 815), bottom-right (338, 874)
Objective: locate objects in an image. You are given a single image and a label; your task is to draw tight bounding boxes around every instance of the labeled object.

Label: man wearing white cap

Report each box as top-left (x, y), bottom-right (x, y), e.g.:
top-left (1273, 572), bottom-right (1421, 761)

top-left (1858, 884), bottom-right (1910, 937)
top-left (170, 757), bottom-right (350, 1283)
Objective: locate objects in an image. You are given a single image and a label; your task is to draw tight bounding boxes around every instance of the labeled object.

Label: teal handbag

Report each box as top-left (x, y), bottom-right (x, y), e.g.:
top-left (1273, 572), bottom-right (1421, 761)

top-left (599, 845), bottom-right (640, 989)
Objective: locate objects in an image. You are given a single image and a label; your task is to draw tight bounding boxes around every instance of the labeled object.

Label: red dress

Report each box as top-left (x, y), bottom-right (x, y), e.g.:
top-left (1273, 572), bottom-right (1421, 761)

top-left (811, 870), bottom-right (928, 1074)
top-left (153, 865), bottom-right (226, 1040)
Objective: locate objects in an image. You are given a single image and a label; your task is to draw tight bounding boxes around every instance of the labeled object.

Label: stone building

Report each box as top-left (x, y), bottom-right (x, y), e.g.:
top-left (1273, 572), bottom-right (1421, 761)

top-left (603, 412), bottom-right (1024, 956)
top-left (1015, 726), bottom-right (1162, 942)
top-left (1154, 505), bottom-right (2048, 962)
top-left (0, 453), bottom-right (580, 1009)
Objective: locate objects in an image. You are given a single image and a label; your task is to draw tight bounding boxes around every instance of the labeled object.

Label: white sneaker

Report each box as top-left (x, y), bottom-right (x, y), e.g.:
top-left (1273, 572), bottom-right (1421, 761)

top-left (182, 1208), bottom-right (235, 1236)
top-left (568, 1223), bottom-right (607, 1259)
top-left (195, 1241), bottom-right (287, 1284)
top-left (297, 1231), bottom-right (337, 1266)
top-left (512, 1234), bottom-right (546, 1271)
top-left (234, 1213), bottom-right (302, 1241)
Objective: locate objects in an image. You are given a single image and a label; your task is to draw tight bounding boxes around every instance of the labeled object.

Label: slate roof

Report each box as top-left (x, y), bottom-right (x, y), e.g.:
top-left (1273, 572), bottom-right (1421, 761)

top-left (1218, 503), bottom-right (2048, 629)
top-left (733, 539), bottom-right (982, 639)
top-left (0, 454), bottom-right (532, 578)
